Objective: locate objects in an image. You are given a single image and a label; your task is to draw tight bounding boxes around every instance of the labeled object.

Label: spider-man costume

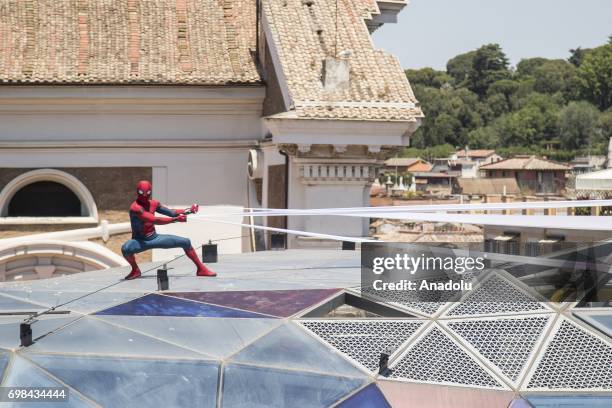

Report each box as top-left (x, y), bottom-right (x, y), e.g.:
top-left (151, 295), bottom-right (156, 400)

top-left (121, 180), bottom-right (216, 280)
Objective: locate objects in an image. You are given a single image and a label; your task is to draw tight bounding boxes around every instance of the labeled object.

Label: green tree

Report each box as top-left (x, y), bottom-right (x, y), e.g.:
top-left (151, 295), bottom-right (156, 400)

top-left (568, 47), bottom-right (591, 67)
top-left (600, 108), bottom-right (612, 141)
top-left (532, 60), bottom-right (577, 96)
top-left (467, 126), bottom-right (500, 149)
top-left (405, 68), bottom-right (452, 89)
top-left (558, 101), bottom-right (602, 150)
top-left (516, 57), bottom-right (548, 77)
top-left (467, 44), bottom-right (511, 97)
top-left (577, 43), bottom-right (612, 110)
top-left (446, 50), bottom-right (477, 85)
top-left (495, 94), bottom-right (561, 147)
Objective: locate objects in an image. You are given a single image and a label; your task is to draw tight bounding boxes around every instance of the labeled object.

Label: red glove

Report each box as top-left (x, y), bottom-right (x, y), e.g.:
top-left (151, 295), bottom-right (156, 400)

top-left (174, 214), bottom-right (187, 223)
top-left (189, 204), bottom-right (199, 214)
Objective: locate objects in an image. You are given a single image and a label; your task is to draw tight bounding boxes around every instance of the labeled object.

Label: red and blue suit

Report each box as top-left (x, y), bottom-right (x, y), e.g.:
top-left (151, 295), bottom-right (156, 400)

top-left (121, 180), bottom-right (216, 280)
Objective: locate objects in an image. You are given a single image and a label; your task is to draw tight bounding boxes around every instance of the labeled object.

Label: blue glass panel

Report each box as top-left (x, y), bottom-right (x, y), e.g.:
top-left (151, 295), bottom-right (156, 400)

top-left (508, 397), bottom-right (533, 408)
top-left (27, 317), bottom-right (204, 359)
top-left (231, 323), bottom-right (365, 377)
top-left (222, 363), bottom-right (366, 408)
top-left (336, 384), bottom-right (391, 408)
top-left (99, 315), bottom-right (281, 358)
top-left (95, 294), bottom-right (274, 318)
top-left (29, 354), bottom-right (219, 408)
top-left (527, 395), bottom-right (612, 408)
top-left (3, 355), bottom-right (94, 407)
top-left (0, 289), bottom-right (148, 314)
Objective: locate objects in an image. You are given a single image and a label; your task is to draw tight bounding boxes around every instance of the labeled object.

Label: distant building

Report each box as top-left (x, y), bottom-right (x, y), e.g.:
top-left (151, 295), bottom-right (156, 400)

top-left (449, 150), bottom-right (502, 179)
top-left (384, 158), bottom-right (432, 173)
top-left (479, 155), bottom-right (570, 196)
top-left (570, 156), bottom-right (606, 176)
top-left (453, 149), bottom-right (502, 166)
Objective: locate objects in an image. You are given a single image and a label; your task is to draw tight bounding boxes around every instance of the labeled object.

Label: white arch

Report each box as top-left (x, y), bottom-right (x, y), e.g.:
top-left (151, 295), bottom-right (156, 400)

top-left (0, 169), bottom-right (99, 224)
top-left (0, 240), bottom-right (127, 282)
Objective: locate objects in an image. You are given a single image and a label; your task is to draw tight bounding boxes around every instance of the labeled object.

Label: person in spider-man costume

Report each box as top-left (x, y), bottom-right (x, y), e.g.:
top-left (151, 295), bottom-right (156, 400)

top-left (121, 180), bottom-right (216, 280)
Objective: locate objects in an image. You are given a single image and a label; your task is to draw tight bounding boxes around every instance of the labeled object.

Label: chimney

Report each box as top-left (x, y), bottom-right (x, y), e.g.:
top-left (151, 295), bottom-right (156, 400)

top-left (322, 56), bottom-right (349, 92)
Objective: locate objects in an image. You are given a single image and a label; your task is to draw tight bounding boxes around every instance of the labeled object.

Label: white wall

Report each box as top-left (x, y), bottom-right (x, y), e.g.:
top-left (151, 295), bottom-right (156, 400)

top-left (154, 205), bottom-right (246, 261)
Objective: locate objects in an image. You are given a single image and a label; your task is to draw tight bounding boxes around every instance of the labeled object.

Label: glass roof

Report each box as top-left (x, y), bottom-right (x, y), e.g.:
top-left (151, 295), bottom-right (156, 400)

top-left (0, 249), bottom-right (609, 406)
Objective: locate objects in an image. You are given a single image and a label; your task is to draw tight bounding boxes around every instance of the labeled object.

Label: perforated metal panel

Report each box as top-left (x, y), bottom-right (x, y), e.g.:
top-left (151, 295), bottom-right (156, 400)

top-left (390, 326), bottom-right (505, 389)
top-left (444, 274), bottom-right (547, 317)
top-left (299, 320), bottom-right (424, 372)
top-left (446, 316), bottom-right (551, 382)
top-left (526, 319), bottom-right (612, 390)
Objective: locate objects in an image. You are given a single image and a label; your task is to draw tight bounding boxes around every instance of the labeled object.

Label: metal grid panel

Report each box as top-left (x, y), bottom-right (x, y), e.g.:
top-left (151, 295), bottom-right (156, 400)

top-left (446, 316), bottom-right (551, 382)
top-left (444, 274), bottom-right (547, 317)
top-left (390, 326), bottom-right (505, 389)
top-left (526, 319), bottom-right (612, 390)
top-left (299, 320), bottom-right (424, 373)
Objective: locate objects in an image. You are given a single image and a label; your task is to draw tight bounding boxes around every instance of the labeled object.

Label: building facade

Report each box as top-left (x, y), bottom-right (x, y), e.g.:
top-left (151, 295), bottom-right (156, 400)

top-left (0, 0), bottom-right (423, 280)
top-left (479, 156), bottom-right (569, 196)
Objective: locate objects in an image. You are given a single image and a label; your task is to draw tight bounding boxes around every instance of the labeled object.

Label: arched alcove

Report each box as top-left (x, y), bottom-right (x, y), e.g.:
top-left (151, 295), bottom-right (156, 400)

top-left (0, 169), bottom-right (98, 224)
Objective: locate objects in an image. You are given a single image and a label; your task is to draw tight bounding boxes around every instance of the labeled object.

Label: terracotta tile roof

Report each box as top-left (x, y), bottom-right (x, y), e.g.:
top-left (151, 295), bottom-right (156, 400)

top-left (262, 0), bottom-right (423, 121)
top-left (385, 157), bottom-right (421, 167)
top-left (456, 149), bottom-right (497, 159)
top-left (479, 156), bottom-right (570, 171)
top-left (0, 0), bottom-right (260, 85)
top-left (457, 178), bottom-right (520, 195)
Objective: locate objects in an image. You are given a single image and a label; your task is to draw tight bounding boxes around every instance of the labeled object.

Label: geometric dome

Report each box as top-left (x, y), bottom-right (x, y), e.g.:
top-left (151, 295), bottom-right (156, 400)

top-left (0, 249), bottom-right (610, 407)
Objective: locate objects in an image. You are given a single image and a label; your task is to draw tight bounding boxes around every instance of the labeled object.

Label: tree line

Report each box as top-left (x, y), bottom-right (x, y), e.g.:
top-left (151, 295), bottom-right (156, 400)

top-left (405, 37), bottom-right (612, 161)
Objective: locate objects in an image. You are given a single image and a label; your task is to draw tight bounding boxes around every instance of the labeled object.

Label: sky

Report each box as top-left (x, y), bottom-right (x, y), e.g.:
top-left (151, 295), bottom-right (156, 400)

top-left (372, 0), bottom-right (612, 70)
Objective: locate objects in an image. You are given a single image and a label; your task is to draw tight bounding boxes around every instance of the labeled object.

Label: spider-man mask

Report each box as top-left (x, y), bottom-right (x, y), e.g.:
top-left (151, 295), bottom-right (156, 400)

top-left (136, 180), bottom-right (152, 205)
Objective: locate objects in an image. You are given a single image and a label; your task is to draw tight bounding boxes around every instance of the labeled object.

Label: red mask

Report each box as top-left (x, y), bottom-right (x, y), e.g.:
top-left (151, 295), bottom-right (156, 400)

top-left (136, 180), bottom-right (152, 205)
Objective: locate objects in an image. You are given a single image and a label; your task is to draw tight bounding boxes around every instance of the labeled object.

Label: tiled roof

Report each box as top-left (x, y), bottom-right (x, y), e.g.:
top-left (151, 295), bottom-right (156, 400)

top-left (262, 0), bottom-right (423, 121)
top-left (479, 156), bottom-right (570, 171)
top-left (456, 149), bottom-right (497, 158)
top-left (384, 157), bottom-right (429, 167)
top-left (457, 178), bottom-right (520, 195)
top-left (0, 0), bottom-right (260, 85)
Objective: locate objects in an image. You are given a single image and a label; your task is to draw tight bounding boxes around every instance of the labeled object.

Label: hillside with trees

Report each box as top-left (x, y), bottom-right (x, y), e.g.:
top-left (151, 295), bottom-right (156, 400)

top-left (405, 37), bottom-right (612, 162)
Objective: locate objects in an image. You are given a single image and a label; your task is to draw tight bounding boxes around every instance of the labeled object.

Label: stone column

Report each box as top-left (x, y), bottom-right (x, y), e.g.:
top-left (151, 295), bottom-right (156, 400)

top-left (279, 143), bottom-right (394, 248)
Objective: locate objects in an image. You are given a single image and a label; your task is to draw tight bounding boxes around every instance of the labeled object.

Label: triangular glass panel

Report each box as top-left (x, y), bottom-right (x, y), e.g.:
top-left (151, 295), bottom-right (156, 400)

top-left (0, 352), bottom-right (8, 381)
top-left (3, 354), bottom-right (94, 407)
top-left (336, 383), bottom-right (391, 408)
top-left (167, 289), bottom-right (340, 317)
top-left (0, 315), bottom-right (77, 349)
top-left (29, 353), bottom-right (219, 408)
top-left (98, 315), bottom-right (281, 358)
top-left (0, 289), bottom-right (148, 314)
top-left (231, 322), bottom-right (365, 377)
top-left (95, 294), bottom-right (274, 318)
top-left (446, 315), bottom-right (551, 382)
top-left (221, 363), bottom-right (365, 408)
top-left (389, 326), bottom-right (504, 389)
top-left (526, 395), bottom-right (612, 407)
top-left (25, 316), bottom-right (208, 359)
top-left (508, 397), bottom-right (533, 408)
top-left (0, 292), bottom-right (46, 312)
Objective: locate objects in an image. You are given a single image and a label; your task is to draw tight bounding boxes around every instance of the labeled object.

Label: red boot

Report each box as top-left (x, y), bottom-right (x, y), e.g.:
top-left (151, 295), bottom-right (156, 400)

top-left (124, 254), bottom-right (142, 280)
top-left (185, 248), bottom-right (217, 277)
